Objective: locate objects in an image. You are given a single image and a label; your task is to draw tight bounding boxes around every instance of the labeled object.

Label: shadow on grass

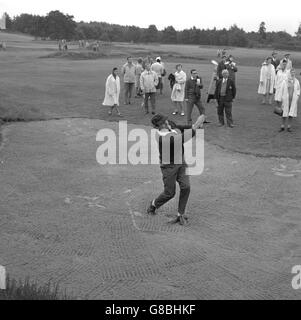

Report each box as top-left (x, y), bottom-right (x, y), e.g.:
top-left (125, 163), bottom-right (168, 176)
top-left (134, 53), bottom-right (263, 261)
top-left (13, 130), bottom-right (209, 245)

top-left (0, 275), bottom-right (74, 300)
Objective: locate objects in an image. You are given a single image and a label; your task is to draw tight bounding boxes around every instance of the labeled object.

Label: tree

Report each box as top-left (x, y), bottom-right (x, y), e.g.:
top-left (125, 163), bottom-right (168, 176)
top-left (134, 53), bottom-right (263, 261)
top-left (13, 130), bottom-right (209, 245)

top-left (144, 24), bottom-right (158, 42)
top-left (259, 21), bottom-right (266, 40)
top-left (4, 13), bottom-right (13, 30)
top-left (45, 10), bottom-right (77, 40)
top-left (162, 26), bottom-right (177, 44)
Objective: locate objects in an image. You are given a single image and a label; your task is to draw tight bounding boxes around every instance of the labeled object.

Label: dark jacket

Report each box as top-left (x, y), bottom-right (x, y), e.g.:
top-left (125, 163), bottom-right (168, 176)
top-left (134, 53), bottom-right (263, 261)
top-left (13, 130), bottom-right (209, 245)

top-left (185, 77), bottom-right (203, 100)
top-left (215, 78), bottom-right (236, 102)
top-left (168, 73), bottom-right (176, 89)
top-left (226, 64), bottom-right (238, 82)
top-left (217, 61), bottom-right (227, 79)
top-left (157, 122), bottom-right (196, 165)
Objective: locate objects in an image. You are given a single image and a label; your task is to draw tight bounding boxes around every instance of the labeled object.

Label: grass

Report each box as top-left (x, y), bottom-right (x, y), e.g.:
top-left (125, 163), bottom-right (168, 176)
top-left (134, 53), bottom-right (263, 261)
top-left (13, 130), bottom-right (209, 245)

top-left (0, 275), bottom-right (73, 300)
top-left (0, 31), bottom-right (300, 158)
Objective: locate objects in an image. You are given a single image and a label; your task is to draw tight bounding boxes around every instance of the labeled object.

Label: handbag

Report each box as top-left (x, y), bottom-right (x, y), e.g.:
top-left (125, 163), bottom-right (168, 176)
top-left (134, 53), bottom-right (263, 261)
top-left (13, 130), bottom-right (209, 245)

top-left (274, 106), bottom-right (283, 116)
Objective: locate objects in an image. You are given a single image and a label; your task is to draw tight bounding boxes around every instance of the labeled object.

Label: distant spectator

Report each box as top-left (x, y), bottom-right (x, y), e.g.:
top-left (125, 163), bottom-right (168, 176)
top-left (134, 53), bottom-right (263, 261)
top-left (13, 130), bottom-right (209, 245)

top-left (151, 57), bottom-right (165, 94)
top-left (279, 68), bottom-right (300, 132)
top-left (258, 57), bottom-right (276, 105)
top-left (215, 69), bottom-right (236, 128)
top-left (207, 60), bottom-right (218, 103)
top-left (185, 69), bottom-right (205, 125)
top-left (171, 64), bottom-right (187, 116)
top-left (279, 53), bottom-right (293, 71)
top-left (135, 58), bottom-right (144, 97)
top-left (122, 56), bottom-right (136, 105)
top-left (271, 51), bottom-right (280, 71)
top-left (140, 62), bottom-right (159, 115)
top-left (217, 55), bottom-right (228, 79)
top-left (274, 60), bottom-right (289, 108)
top-left (226, 55), bottom-right (238, 83)
top-left (103, 67), bottom-right (122, 117)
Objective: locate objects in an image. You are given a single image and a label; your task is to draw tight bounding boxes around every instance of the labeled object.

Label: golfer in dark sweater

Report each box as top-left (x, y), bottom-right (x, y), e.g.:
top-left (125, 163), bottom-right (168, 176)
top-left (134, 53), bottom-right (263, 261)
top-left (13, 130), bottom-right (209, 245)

top-left (147, 113), bottom-right (205, 225)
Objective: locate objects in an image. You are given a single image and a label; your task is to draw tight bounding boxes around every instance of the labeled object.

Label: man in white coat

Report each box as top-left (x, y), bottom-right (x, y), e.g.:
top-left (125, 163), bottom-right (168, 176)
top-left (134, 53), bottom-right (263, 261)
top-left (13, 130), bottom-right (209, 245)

top-left (103, 67), bottom-right (122, 116)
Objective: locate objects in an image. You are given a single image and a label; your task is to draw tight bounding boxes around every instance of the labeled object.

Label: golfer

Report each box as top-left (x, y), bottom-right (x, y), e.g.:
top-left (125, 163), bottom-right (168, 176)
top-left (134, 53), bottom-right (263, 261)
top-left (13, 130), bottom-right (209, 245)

top-left (147, 113), bottom-right (205, 225)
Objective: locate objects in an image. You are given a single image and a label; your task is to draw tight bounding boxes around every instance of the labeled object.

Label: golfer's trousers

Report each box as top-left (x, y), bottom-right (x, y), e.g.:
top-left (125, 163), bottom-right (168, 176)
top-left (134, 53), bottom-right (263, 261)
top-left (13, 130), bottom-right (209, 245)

top-left (124, 82), bottom-right (135, 103)
top-left (154, 164), bottom-right (190, 215)
top-left (217, 96), bottom-right (233, 125)
top-left (186, 97), bottom-right (205, 125)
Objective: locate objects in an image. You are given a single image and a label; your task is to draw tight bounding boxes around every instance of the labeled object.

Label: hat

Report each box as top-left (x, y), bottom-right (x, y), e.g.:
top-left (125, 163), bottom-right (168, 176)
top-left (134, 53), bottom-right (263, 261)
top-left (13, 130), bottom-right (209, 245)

top-left (151, 114), bottom-right (168, 128)
top-left (156, 57), bottom-right (161, 62)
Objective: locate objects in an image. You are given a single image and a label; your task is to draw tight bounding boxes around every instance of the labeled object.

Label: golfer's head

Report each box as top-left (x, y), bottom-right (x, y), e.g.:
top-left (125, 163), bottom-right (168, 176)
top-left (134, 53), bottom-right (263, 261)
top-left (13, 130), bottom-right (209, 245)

top-left (151, 114), bottom-right (168, 130)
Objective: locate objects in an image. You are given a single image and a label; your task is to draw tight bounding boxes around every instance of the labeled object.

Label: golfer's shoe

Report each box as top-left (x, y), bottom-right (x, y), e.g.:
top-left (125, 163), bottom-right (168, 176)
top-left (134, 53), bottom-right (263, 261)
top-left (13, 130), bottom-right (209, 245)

top-left (179, 215), bottom-right (188, 226)
top-left (147, 202), bottom-right (157, 215)
top-left (169, 215), bottom-right (189, 225)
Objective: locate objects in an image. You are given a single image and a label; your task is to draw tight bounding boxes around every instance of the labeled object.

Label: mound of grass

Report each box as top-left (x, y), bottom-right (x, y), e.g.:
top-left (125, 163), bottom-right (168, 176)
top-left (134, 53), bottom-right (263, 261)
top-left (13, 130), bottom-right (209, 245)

top-left (0, 275), bottom-right (72, 300)
top-left (40, 50), bottom-right (110, 60)
top-left (0, 99), bottom-right (45, 122)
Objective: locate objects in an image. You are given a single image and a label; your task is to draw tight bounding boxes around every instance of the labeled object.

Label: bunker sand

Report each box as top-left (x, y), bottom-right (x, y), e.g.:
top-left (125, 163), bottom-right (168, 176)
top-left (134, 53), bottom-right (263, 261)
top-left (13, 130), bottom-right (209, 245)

top-left (0, 119), bottom-right (301, 299)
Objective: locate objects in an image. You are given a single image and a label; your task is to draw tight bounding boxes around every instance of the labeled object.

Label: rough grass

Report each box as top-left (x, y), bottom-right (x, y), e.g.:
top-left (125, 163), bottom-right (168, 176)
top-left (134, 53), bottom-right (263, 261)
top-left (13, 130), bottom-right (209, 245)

top-left (0, 275), bottom-right (73, 300)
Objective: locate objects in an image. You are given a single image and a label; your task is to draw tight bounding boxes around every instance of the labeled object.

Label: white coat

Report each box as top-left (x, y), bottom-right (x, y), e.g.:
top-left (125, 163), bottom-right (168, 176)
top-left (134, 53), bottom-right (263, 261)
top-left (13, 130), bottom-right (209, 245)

top-left (103, 74), bottom-right (120, 106)
top-left (171, 70), bottom-right (187, 102)
top-left (280, 78), bottom-right (300, 118)
top-left (274, 69), bottom-right (289, 102)
top-left (258, 64), bottom-right (276, 95)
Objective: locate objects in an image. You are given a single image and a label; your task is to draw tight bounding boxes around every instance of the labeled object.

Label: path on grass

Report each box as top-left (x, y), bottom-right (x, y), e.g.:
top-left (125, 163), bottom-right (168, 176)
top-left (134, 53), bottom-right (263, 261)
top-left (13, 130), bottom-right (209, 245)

top-left (0, 119), bottom-right (301, 299)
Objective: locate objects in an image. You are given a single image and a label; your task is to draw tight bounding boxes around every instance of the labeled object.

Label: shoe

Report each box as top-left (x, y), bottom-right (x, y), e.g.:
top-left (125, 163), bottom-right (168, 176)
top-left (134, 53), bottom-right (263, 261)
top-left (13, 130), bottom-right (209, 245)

top-left (228, 124), bottom-right (234, 128)
top-left (152, 111), bottom-right (156, 115)
top-left (179, 215), bottom-right (188, 226)
top-left (279, 127), bottom-right (285, 132)
top-left (147, 201), bottom-right (156, 215)
top-left (181, 112), bottom-right (185, 116)
top-left (108, 110), bottom-right (112, 115)
top-left (117, 113), bottom-right (123, 117)
top-left (287, 127), bottom-right (292, 132)
top-left (218, 123), bottom-right (224, 127)
top-left (172, 111), bottom-right (178, 115)
top-left (170, 216), bottom-right (181, 224)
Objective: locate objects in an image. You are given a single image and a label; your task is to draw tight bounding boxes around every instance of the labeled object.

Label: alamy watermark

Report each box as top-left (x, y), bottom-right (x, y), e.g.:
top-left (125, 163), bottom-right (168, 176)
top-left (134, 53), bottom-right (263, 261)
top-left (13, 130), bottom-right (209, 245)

top-left (96, 121), bottom-right (204, 176)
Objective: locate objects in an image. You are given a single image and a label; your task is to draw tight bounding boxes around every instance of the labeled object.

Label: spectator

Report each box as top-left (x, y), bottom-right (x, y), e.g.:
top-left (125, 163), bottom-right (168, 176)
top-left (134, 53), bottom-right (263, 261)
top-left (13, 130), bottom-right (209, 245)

top-left (122, 56), bottom-right (136, 105)
top-left (217, 55), bottom-right (228, 79)
top-left (215, 69), bottom-right (236, 128)
top-left (135, 58), bottom-right (144, 97)
top-left (207, 60), bottom-right (218, 104)
top-left (279, 68), bottom-right (300, 132)
top-left (140, 62), bottom-right (159, 115)
top-left (151, 57), bottom-right (165, 95)
top-left (171, 64), bottom-right (187, 116)
top-left (226, 55), bottom-right (238, 83)
top-left (103, 67), bottom-right (122, 117)
top-left (185, 69), bottom-right (205, 125)
top-left (271, 51), bottom-right (280, 71)
top-left (274, 60), bottom-right (289, 108)
top-left (258, 57), bottom-right (276, 105)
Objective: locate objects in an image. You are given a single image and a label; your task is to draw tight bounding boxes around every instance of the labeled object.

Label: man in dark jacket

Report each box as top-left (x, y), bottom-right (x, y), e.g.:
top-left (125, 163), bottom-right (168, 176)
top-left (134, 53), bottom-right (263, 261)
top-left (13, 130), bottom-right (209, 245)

top-left (147, 113), bottom-right (205, 225)
top-left (185, 69), bottom-right (205, 126)
top-left (215, 69), bottom-right (236, 128)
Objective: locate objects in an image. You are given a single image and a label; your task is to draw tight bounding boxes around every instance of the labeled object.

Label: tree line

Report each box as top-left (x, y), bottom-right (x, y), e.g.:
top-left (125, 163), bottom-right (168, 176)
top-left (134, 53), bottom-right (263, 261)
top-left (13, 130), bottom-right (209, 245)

top-left (3, 11), bottom-right (301, 50)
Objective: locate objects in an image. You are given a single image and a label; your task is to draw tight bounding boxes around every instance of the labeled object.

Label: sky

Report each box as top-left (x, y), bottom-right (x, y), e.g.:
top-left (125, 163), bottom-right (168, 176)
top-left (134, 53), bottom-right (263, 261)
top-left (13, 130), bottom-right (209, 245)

top-left (0, 0), bottom-right (300, 35)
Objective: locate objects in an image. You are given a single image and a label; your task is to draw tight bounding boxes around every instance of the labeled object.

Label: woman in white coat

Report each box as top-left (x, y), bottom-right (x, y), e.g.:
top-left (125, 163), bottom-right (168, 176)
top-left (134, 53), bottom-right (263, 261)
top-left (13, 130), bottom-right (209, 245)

top-left (103, 67), bottom-right (122, 116)
top-left (171, 64), bottom-right (187, 116)
top-left (279, 68), bottom-right (300, 132)
top-left (258, 57), bottom-right (276, 105)
top-left (274, 59), bottom-right (289, 108)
